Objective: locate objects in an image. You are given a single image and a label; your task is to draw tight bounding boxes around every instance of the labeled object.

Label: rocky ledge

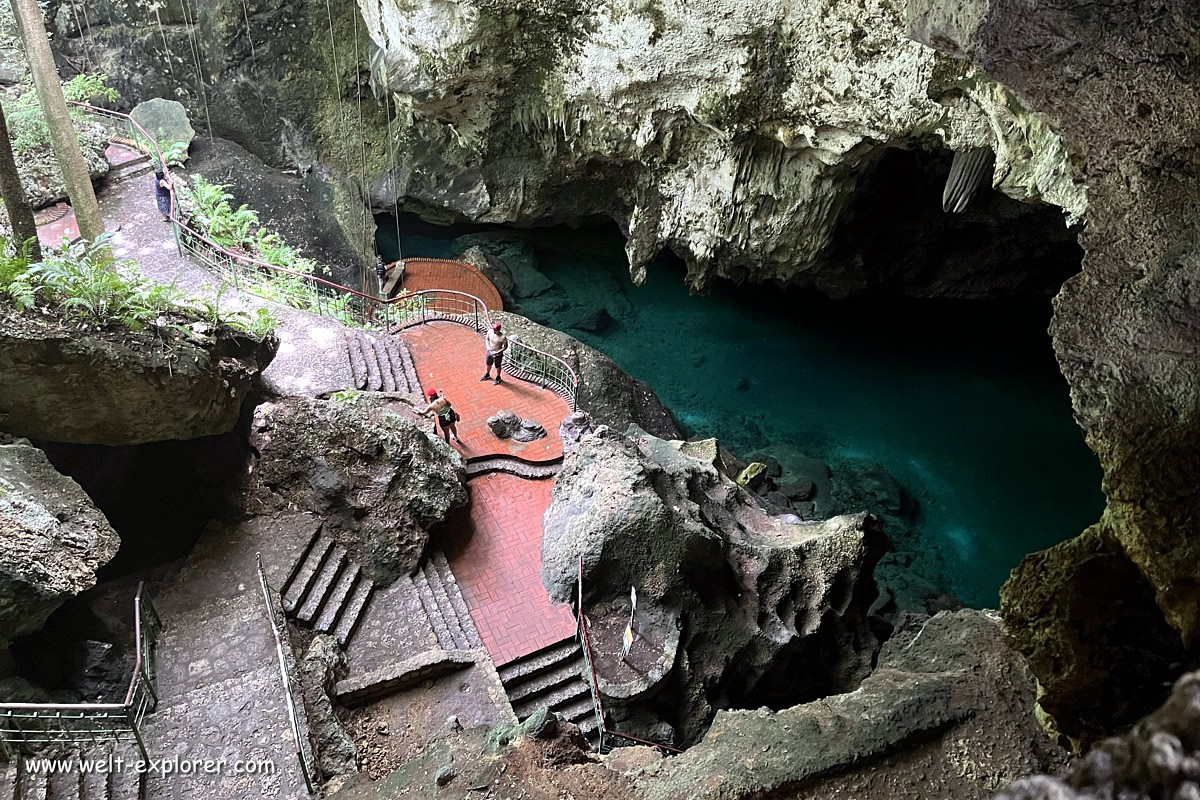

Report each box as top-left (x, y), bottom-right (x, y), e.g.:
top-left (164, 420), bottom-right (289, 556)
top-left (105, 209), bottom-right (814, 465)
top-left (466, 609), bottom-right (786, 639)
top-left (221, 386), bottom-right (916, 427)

top-left (0, 304), bottom-right (276, 446)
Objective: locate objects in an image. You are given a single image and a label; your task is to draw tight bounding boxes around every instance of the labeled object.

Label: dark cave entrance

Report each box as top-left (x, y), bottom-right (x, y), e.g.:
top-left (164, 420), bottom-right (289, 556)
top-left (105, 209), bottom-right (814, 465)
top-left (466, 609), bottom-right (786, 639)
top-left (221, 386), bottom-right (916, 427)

top-left (826, 145), bottom-right (1085, 298)
top-left (7, 404), bottom-right (257, 698)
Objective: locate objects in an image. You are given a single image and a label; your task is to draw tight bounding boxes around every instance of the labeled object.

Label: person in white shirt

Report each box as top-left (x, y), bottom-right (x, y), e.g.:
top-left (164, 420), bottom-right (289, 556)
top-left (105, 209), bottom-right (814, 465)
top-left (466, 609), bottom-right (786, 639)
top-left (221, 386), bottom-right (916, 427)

top-left (480, 321), bottom-right (508, 385)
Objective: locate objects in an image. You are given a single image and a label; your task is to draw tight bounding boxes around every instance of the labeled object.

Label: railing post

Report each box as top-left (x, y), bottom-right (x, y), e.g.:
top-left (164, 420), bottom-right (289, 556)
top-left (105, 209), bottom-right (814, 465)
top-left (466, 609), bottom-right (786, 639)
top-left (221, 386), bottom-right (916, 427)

top-left (473, 299), bottom-right (478, 332)
top-left (127, 708), bottom-right (149, 765)
top-left (420, 294), bottom-right (426, 324)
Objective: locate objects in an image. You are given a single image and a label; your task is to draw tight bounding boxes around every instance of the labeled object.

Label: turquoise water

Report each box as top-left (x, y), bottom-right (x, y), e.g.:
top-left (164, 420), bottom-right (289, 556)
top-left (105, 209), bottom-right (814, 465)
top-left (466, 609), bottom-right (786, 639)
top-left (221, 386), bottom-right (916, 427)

top-left (379, 220), bottom-right (1105, 608)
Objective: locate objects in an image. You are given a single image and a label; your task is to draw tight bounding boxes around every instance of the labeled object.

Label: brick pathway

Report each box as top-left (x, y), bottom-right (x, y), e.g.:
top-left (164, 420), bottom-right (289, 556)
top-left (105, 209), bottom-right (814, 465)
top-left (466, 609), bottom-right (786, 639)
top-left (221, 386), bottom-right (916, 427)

top-left (402, 321), bottom-right (564, 461)
top-left (401, 258), bottom-right (504, 310)
top-left (402, 320), bottom-right (576, 666)
top-left (441, 473), bottom-right (576, 665)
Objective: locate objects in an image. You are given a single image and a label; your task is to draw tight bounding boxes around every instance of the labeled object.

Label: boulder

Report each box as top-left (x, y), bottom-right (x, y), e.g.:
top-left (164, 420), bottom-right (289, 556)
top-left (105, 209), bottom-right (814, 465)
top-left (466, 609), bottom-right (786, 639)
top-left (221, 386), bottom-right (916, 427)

top-left (486, 410), bottom-right (547, 442)
top-left (0, 304), bottom-right (275, 446)
top-left (297, 634), bottom-right (359, 779)
top-left (459, 246), bottom-right (516, 307)
top-left (130, 98), bottom-right (196, 160)
top-left (0, 443), bottom-right (120, 650)
top-left (541, 425), bottom-right (887, 743)
top-left (558, 412), bottom-right (595, 454)
top-left (642, 610), bottom-right (1066, 800)
top-left (249, 397), bottom-right (468, 584)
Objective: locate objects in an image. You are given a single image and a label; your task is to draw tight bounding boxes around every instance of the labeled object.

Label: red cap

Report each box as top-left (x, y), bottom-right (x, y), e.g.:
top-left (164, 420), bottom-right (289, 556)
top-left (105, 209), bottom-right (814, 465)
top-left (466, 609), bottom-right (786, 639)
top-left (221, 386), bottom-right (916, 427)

top-left (427, 389), bottom-right (438, 399)
top-left (491, 322), bottom-right (502, 331)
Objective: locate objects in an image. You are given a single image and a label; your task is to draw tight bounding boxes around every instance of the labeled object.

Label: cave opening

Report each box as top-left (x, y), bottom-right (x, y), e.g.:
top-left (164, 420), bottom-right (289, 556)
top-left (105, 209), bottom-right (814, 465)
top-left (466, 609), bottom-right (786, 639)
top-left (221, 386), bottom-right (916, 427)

top-left (374, 145), bottom-right (1103, 614)
top-left (8, 405), bottom-right (256, 698)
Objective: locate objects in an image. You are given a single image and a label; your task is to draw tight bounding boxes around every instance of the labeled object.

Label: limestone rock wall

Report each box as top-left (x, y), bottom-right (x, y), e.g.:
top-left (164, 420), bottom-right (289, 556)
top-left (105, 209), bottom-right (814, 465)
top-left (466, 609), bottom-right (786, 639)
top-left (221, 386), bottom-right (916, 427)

top-left (909, 0), bottom-right (1200, 743)
top-left (51, 0), bottom-right (1081, 295)
top-left (0, 443), bottom-right (120, 653)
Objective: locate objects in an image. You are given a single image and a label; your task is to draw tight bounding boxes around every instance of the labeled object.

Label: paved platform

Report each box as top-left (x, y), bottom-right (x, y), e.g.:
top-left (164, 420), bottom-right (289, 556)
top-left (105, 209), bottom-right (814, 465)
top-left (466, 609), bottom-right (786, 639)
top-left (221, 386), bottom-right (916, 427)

top-left (441, 473), bottom-right (576, 666)
top-left (399, 258), bottom-right (503, 310)
top-left (401, 321), bottom-right (564, 461)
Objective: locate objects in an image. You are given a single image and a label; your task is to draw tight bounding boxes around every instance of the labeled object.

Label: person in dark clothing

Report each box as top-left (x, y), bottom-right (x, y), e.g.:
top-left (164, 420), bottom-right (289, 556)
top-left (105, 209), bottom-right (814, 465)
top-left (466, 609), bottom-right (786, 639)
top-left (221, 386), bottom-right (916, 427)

top-left (153, 170), bottom-right (173, 221)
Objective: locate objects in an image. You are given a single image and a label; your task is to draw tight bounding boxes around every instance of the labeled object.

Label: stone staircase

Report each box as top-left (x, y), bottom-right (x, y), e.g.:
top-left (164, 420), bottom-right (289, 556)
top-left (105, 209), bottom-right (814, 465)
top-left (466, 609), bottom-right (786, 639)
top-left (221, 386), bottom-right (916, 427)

top-left (464, 455), bottom-right (562, 480)
top-left (498, 638), bottom-right (599, 745)
top-left (411, 551), bottom-right (484, 651)
top-left (342, 331), bottom-right (421, 396)
top-left (282, 529), bottom-right (375, 648)
top-left (0, 742), bottom-right (144, 800)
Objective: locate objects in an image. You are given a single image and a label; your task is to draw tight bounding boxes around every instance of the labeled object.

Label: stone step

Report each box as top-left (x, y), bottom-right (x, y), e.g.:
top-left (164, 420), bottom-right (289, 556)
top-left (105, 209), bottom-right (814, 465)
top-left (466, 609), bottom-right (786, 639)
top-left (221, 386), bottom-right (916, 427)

top-left (297, 544), bottom-right (348, 626)
top-left (107, 750), bottom-right (144, 800)
top-left (344, 332), bottom-right (368, 390)
top-left (46, 769), bottom-right (80, 800)
top-left (497, 638), bottom-right (582, 687)
top-left (379, 337), bottom-right (407, 395)
top-left (392, 335), bottom-right (422, 396)
top-left (0, 762), bottom-right (14, 800)
top-left (410, 571), bottom-right (457, 652)
top-left (420, 560), bottom-right (469, 650)
top-left (430, 552), bottom-right (483, 648)
top-left (465, 456), bottom-right (562, 481)
top-left (80, 762), bottom-right (105, 800)
top-left (505, 657), bottom-right (585, 706)
top-left (17, 766), bottom-right (46, 800)
top-left (557, 694), bottom-right (599, 726)
top-left (366, 337), bottom-right (397, 393)
top-left (282, 534), bottom-right (334, 614)
top-left (315, 561), bottom-right (361, 635)
top-left (333, 574), bottom-right (374, 648)
top-left (358, 333), bottom-right (383, 392)
top-left (512, 673), bottom-right (591, 722)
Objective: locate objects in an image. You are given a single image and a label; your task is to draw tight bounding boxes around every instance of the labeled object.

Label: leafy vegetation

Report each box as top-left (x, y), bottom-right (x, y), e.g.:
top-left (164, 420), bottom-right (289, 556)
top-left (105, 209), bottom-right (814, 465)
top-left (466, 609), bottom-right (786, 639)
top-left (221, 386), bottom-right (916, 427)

top-left (149, 141), bottom-right (190, 173)
top-left (330, 389), bottom-right (363, 405)
top-left (0, 235), bottom-right (277, 339)
top-left (7, 73), bottom-right (117, 157)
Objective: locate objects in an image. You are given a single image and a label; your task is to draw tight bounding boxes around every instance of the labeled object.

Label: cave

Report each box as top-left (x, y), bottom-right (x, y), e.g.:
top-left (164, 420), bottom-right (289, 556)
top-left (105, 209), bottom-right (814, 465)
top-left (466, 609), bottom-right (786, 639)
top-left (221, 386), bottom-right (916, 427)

top-left (6, 405), bottom-right (257, 697)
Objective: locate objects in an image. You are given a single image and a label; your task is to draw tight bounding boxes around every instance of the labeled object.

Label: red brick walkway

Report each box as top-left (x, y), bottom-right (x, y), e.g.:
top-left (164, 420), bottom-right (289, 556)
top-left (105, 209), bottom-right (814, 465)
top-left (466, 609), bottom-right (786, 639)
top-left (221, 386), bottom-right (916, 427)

top-left (401, 258), bottom-right (504, 311)
top-left (402, 322), bottom-right (563, 461)
top-left (441, 474), bottom-right (575, 665)
top-left (402, 320), bottom-right (576, 666)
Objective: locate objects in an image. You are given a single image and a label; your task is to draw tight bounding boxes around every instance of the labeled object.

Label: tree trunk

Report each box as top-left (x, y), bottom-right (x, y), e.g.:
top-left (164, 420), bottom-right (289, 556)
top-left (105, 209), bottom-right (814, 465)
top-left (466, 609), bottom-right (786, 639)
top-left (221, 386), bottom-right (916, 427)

top-left (9, 0), bottom-right (104, 243)
top-left (0, 99), bottom-right (41, 262)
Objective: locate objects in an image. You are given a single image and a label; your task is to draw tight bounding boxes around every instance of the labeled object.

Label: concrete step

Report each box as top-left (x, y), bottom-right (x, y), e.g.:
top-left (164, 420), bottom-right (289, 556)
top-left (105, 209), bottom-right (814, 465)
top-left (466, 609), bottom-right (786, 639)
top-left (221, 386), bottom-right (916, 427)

top-left (282, 534), bottom-right (334, 614)
top-left (497, 638), bottom-right (582, 687)
top-left (557, 694), bottom-right (599, 726)
top-left (315, 562), bottom-right (361, 635)
top-left (411, 570), bottom-right (457, 651)
top-left (344, 332), bottom-right (368, 390)
top-left (358, 333), bottom-right (383, 392)
top-left (392, 335), bottom-right (422, 396)
top-left (430, 552), bottom-right (483, 648)
top-left (297, 544), bottom-right (348, 626)
top-left (365, 337), bottom-right (397, 392)
top-left (420, 560), bottom-right (469, 650)
top-left (334, 574), bottom-right (374, 648)
top-left (46, 769), bottom-right (80, 800)
top-left (512, 674), bottom-right (590, 721)
top-left (505, 656), bottom-right (585, 706)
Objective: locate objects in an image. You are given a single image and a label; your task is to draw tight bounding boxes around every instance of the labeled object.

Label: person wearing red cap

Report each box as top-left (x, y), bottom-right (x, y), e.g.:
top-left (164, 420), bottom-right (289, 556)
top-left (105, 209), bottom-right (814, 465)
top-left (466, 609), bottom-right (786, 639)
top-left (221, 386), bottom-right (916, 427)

top-left (419, 389), bottom-right (461, 444)
top-left (480, 320), bottom-right (509, 385)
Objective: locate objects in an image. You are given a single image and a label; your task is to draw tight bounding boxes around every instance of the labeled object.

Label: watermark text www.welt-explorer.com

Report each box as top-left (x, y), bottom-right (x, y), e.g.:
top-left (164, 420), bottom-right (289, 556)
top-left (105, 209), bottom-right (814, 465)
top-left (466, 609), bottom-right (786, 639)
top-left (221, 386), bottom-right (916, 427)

top-left (24, 755), bottom-right (279, 776)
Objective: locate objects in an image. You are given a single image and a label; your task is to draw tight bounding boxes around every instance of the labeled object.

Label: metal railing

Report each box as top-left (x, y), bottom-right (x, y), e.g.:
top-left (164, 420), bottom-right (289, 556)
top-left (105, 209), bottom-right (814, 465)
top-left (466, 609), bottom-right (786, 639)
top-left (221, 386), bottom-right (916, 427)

top-left (574, 556), bottom-right (684, 755)
top-left (0, 583), bottom-right (162, 762)
top-left (67, 101), bottom-right (581, 411)
top-left (255, 555), bottom-right (316, 795)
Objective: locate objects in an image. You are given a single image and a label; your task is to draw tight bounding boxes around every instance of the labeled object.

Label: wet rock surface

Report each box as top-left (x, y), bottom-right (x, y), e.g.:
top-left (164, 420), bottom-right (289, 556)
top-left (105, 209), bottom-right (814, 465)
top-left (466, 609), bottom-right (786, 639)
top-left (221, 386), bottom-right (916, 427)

top-left (486, 410), bottom-right (546, 442)
top-left (0, 304), bottom-right (275, 445)
top-left (0, 443), bottom-right (120, 652)
top-left (542, 425), bottom-right (886, 744)
top-left (909, 0), bottom-right (1200, 740)
top-left (248, 396), bottom-right (468, 584)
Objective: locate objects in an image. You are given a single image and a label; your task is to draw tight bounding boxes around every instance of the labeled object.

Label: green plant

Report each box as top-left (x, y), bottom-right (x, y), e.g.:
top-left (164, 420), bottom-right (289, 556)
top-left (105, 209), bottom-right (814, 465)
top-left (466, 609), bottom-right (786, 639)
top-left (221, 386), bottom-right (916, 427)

top-left (8, 73), bottom-right (117, 156)
top-left (6, 235), bottom-right (184, 330)
top-left (149, 141), bottom-right (189, 172)
top-left (0, 234), bottom-right (37, 289)
top-left (330, 389), bottom-right (363, 405)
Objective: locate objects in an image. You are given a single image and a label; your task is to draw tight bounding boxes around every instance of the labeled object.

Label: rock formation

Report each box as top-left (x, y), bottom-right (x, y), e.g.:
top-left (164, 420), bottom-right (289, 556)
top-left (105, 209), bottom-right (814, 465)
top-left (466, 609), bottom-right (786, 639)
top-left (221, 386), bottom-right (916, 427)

top-left (52, 0), bottom-right (1080, 296)
top-left (249, 396), bottom-right (468, 584)
top-left (486, 410), bottom-right (546, 442)
top-left (0, 304), bottom-right (275, 446)
top-left (541, 425), bottom-right (887, 744)
top-left (0, 442), bottom-right (120, 659)
top-left (908, 0), bottom-right (1200, 742)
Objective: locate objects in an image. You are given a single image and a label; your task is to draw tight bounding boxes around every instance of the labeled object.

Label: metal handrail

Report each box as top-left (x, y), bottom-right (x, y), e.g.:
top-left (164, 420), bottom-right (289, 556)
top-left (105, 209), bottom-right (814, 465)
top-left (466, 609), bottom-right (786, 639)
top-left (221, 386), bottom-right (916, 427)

top-left (66, 101), bottom-right (582, 412)
top-left (575, 556), bottom-right (683, 756)
top-left (0, 583), bottom-right (161, 762)
top-left (255, 554), bottom-right (316, 795)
